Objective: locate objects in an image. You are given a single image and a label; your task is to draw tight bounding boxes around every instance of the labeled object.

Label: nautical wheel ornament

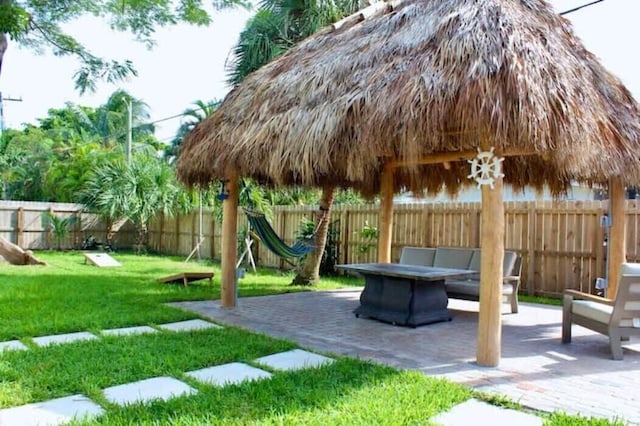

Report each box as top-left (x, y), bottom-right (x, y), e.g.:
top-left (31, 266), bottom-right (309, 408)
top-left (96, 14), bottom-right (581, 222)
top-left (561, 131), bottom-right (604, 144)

top-left (467, 148), bottom-right (505, 189)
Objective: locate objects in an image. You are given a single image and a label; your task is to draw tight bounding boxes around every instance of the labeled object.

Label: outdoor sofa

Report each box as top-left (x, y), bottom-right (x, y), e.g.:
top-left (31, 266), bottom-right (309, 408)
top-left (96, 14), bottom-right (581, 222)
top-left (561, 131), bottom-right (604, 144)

top-left (399, 246), bottom-right (521, 313)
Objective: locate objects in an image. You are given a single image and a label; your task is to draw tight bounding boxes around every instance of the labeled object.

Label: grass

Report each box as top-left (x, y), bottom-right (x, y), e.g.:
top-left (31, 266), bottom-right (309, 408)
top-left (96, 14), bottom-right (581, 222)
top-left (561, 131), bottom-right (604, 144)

top-left (0, 251), bottom-right (621, 425)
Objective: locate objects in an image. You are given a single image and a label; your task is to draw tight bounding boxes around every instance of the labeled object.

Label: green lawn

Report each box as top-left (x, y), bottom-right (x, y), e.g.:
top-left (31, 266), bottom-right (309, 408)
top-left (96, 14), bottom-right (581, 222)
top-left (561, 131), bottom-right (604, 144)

top-left (0, 252), bottom-right (619, 425)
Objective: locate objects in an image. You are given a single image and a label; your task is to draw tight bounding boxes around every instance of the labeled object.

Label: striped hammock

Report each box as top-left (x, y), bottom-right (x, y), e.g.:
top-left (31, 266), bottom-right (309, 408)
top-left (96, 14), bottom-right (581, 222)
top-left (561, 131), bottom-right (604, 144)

top-left (244, 210), bottom-right (316, 259)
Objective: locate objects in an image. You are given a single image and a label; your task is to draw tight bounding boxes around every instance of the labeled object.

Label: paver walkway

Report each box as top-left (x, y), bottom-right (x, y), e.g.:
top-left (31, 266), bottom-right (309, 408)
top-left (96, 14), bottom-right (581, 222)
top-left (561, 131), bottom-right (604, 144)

top-left (173, 289), bottom-right (640, 425)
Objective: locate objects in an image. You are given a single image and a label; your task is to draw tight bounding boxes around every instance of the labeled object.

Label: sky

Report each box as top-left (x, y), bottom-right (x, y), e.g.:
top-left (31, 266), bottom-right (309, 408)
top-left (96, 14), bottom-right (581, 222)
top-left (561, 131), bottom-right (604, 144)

top-left (0, 6), bottom-right (254, 143)
top-left (0, 0), bottom-right (638, 144)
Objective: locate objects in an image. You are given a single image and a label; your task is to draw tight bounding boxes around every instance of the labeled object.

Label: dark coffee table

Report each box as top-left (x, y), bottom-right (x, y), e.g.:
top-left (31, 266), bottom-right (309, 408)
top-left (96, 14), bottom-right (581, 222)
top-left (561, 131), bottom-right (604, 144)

top-left (337, 263), bottom-right (476, 327)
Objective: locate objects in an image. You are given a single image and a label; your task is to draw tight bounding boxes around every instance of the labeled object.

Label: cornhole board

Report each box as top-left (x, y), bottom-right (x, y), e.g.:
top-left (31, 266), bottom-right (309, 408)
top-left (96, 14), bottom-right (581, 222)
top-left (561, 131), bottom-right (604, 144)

top-left (83, 252), bottom-right (122, 267)
top-left (158, 272), bottom-right (214, 287)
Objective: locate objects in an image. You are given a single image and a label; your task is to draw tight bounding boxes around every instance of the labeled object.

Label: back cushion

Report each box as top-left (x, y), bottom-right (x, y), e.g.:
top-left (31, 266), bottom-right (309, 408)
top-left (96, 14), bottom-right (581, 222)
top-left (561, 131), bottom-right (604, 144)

top-left (503, 251), bottom-right (518, 276)
top-left (468, 249), bottom-right (481, 271)
top-left (399, 247), bottom-right (436, 266)
top-left (433, 248), bottom-right (474, 269)
top-left (463, 250), bottom-right (518, 276)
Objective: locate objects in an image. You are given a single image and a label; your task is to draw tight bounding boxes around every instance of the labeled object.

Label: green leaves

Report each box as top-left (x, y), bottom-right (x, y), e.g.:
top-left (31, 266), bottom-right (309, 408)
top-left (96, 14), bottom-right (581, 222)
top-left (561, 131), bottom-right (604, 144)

top-left (0, 3), bottom-right (30, 39)
top-left (0, 0), bottom-right (247, 92)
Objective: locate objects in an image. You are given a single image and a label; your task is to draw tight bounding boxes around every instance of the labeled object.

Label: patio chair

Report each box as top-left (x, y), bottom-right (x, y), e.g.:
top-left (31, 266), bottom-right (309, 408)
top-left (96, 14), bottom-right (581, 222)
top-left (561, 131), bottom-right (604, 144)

top-left (562, 262), bottom-right (640, 360)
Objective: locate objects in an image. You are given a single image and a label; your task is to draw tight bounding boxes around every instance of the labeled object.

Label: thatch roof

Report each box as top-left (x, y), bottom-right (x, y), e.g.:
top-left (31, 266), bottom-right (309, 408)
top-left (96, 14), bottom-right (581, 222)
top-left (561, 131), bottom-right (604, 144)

top-left (177, 0), bottom-right (640, 197)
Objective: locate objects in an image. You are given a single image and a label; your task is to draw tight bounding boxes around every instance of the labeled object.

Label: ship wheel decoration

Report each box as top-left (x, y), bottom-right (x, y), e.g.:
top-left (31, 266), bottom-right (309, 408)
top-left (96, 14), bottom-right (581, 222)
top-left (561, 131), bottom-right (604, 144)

top-left (467, 148), bottom-right (505, 189)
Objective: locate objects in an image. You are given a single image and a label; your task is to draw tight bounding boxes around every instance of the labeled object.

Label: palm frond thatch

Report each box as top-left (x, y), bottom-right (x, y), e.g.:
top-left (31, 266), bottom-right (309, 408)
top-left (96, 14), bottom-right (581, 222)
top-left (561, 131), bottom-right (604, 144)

top-left (177, 0), bottom-right (640, 197)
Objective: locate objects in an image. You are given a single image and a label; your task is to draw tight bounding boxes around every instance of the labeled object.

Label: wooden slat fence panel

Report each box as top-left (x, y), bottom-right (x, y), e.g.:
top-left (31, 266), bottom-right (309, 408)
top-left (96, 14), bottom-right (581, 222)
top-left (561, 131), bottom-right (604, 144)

top-left (2, 199), bottom-right (635, 298)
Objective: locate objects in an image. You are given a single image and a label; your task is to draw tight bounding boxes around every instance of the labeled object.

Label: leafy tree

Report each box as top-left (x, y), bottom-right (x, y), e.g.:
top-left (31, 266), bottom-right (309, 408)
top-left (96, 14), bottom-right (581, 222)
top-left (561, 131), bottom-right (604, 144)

top-left (166, 99), bottom-right (220, 162)
top-left (1, 90), bottom-right (161, 202)
top-left (80, 154), bottom-right (190, 253)
top-left (0, 0), bottom-right (248, 93)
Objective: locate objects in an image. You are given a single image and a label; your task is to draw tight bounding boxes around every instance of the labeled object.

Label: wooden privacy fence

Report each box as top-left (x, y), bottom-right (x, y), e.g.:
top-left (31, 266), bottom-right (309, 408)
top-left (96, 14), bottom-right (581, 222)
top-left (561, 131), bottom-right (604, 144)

top-left (5, 200), bottom-right (640, 298)
top-left (147, 200), bottom-right (640, 298)
top-left (0, 201), bottom-right (136, 250)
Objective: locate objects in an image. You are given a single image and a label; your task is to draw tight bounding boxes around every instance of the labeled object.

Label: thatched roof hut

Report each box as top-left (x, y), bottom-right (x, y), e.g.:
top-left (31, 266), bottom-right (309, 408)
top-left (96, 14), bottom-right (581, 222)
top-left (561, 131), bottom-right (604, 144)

top-left (177, 0), bottom-right (640, 366)
top-left (178, 0), bottom-right (640, 197)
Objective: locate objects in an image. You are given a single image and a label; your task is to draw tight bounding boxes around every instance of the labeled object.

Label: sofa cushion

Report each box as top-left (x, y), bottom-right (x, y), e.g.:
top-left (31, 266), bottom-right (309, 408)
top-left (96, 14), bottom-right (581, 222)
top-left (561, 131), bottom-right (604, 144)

top-left (399, 247), bottom-right (436, 266)
top-left (433, 248), bottom-right (474, 269)
top-left (446, 279), bottom-right (514, 296)
top-left (572, 300), bottom-right (612, 324)
top-left (467, 250), bottom-right (517, 276)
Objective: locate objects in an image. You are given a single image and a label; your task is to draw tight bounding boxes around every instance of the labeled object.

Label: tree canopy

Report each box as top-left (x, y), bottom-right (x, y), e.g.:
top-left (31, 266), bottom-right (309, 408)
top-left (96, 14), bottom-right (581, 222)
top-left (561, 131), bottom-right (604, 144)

top-left (0, 0), bottom-right (248, 92)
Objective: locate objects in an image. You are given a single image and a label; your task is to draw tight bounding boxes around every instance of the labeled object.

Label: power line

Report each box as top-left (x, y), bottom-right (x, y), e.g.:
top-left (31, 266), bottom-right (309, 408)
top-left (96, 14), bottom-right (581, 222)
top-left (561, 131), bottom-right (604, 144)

top-left (560, 0), bottom-right (604, 16)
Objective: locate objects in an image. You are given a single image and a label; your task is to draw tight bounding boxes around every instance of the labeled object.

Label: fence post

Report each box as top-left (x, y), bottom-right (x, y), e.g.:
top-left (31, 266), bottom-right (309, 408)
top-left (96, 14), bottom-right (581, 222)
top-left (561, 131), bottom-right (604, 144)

top-left (210, 212), bottom-right (216, 260)
top-left (341, 208), bottom-right (350, 264)
top-left (527, 201), bottom-right (537, 295)
top-left (279, 210), bottom-right (287, 269)
top-left (174, 213), bottom-right (180, 255)
top-left (16, 207), bottom-right (24, 247)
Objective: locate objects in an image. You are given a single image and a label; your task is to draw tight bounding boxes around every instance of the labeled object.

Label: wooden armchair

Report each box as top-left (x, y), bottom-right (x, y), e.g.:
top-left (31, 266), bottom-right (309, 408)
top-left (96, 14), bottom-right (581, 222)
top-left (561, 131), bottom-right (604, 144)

top-left (562, 263), bottom-right (640, 360)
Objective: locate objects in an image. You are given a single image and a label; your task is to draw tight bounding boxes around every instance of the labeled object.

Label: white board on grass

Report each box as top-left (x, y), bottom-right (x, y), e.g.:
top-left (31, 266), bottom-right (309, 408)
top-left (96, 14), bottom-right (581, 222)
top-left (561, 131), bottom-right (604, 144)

top-left (84, 252), bottom-right (121, 267)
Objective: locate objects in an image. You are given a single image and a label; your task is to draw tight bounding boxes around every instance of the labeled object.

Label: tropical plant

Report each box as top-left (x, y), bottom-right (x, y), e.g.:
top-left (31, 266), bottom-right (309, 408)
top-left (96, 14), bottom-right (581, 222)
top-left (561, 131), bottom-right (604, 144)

top-left (167, 100), bottom-right (221, 162)
top-left (80, 154), bottom-right (190, 253)
top-left (227, 0), bottom-right (361, 86)
top-left (295, 217), bottom-right (340, 276)
top-left (43, 212), bottom-right (77, 250)
top-left (0, 0), bottom-right (248, 93)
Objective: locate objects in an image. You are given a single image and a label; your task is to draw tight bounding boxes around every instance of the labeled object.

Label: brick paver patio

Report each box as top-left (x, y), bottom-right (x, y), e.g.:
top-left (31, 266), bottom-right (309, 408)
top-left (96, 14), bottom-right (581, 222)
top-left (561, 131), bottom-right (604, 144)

top-left (173, 289), bottom-right (640, 425)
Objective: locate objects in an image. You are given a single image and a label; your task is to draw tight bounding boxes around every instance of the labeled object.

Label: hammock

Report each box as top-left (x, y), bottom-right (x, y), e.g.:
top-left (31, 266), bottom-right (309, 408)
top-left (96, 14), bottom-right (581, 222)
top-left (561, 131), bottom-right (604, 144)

top-left (244, 210), bottom-right (316, 259)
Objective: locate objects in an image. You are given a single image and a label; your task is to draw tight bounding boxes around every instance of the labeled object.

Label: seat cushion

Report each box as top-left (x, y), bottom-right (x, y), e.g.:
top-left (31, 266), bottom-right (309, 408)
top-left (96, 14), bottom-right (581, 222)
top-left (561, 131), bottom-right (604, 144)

top-left (445, 280), bottom-right (513, 296)
top-left (399, 247), bottom-right (436, 266)
top-left (572, 300), bottom-right (612, 324)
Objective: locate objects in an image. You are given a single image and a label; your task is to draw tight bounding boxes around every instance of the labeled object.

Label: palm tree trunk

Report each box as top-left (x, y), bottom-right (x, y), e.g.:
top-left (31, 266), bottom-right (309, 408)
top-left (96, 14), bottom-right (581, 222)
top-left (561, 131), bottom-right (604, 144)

top-left (291, 186), bottom-right (335, 286)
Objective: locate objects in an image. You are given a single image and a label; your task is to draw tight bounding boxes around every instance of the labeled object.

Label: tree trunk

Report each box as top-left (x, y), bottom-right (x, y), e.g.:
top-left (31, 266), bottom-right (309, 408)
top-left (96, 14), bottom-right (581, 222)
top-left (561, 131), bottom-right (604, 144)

top-left (291, 186), bottom-right (335, 286)
top-left (0, 236), bottom-right (47, 265)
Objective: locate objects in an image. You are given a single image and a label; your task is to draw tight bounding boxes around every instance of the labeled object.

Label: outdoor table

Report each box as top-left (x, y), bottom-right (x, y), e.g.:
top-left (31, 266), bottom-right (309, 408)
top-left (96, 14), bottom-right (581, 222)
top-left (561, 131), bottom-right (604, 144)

top-left (336, 263), bottom-right (477, 327)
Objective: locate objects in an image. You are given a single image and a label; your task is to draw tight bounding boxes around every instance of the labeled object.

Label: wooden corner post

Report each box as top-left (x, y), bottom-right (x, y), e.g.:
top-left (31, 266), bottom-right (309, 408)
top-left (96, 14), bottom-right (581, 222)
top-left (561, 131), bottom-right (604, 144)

top-left (608, 177), bottom-right (626, 298)
top-left (378, 162), bottom-right (394, 263)
top-left (477, 175), bottom-right (504, 367)
top-left (221, 168), bottom-right (239, 308)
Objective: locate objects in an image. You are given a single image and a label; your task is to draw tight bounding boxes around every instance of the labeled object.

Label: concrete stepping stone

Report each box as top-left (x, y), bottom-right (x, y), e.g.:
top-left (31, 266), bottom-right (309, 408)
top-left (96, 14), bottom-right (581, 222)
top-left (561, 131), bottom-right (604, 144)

top-left (103, 376), bottom-right (197, 406)
top-left (0, 394), bottom-right (104, 426)
top-left (186, 362), bottom-right (272, 387)
top-left (254, 349), bottom-right (334, 371)
top-left (432, 399), bottom-right (542, 426)
top-left (158, 319), bottom-right (222, 332)
top-left (101, 326), bottom-right (158, 336)
top-left (0, 340), bottom-right (28, 352)
top-left (32, 332), bottom-right (97, 347)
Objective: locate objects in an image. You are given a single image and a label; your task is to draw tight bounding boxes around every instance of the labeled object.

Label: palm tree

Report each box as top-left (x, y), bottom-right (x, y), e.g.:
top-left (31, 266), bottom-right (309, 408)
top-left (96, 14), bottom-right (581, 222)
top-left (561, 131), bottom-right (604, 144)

top-left (166, 100), bottom-right (220, 162)
top-left (80, 154), bottom-right (189, 253)
top-left (226, 0), bottom-right (362, 285)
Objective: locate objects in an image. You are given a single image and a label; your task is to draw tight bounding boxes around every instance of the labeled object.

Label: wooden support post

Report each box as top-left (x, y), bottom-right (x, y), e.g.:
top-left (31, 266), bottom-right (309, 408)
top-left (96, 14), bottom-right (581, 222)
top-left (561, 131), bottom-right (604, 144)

top-left (16, 207), bottom-right (24, 248)
top-left (221, 169), bottom-right (239, 307)
top-left (377, 162), bottom-right (394, 263)
top-left (477, 177), bottom-right (504, 367)
top-left (608, 178), bottom-right (626, 298)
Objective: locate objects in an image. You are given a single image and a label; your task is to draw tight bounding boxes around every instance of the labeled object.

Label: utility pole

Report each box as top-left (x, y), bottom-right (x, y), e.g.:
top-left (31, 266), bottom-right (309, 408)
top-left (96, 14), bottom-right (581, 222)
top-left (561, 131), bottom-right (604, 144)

top-left (122, 96), bottom-right (133, 165)
top-left (0, 91), bottom-right (23, 139)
